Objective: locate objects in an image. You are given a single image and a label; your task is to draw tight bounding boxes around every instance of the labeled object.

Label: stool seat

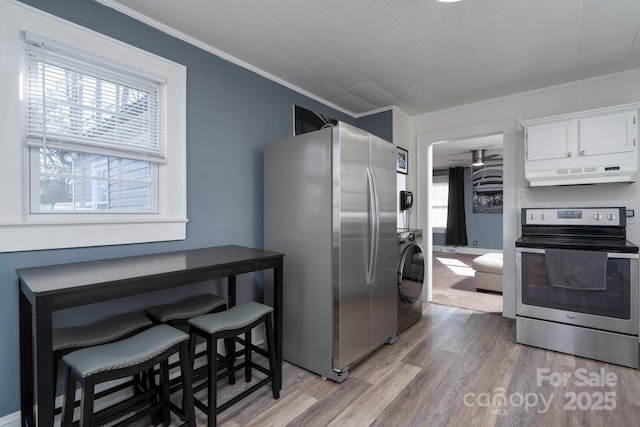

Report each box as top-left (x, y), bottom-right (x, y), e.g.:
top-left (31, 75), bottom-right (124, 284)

top-left (53, 311), bottom-right (152, 351)
top-left (63, 324), bottom-right (189, 378)
top-left (147, 293), bottom-right (227, 324)
top-left (188, 301), bottom-right (279, 426)
top-left (188, 301), bottom-right (273, 334)
top-left (61, 324), bottom-right (195, 427)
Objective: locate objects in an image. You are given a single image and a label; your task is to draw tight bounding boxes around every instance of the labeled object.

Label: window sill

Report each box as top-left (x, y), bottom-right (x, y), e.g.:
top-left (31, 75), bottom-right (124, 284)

top-left (0, 219), bottom-right (187, 252)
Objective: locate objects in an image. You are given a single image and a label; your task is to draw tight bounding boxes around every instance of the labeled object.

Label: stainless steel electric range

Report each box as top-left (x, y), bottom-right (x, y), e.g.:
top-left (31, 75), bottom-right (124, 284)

top-left (515, 207), bottom-right (640, 368)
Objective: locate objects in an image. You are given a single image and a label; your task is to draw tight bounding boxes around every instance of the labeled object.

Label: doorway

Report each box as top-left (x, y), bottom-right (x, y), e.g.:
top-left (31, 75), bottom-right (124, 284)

top-left (416, 119), bottom-right (517, 318)
top-left (429, 134), bottom-right (503, 314)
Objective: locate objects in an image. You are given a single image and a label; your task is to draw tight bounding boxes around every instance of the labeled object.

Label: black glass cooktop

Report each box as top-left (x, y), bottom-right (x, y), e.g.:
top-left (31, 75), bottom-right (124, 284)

top-left (516, 236), bottom-right (639, 253)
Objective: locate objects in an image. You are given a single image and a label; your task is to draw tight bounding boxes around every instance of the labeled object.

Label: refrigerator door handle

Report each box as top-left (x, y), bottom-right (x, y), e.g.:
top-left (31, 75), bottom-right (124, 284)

top-left (366, 167), bottom-right (379, 285)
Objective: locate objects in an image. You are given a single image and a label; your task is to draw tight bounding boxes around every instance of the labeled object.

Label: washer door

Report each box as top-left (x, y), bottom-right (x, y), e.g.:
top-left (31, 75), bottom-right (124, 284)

top-left (398, 244), bottom-right (424, 304)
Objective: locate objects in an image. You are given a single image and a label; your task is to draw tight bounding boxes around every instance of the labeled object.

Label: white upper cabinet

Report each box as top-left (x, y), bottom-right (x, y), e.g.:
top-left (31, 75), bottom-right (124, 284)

top-left (521, 104), bottom-right (639, 186)
top-left (526, 121), bottom-right (574, 161)
top-left (579, 111), bottom-right (636, 156)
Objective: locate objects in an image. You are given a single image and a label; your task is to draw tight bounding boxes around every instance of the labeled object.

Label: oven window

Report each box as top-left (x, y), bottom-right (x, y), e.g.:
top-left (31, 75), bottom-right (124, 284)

top-left (521, 252), bottom-right (630, 319)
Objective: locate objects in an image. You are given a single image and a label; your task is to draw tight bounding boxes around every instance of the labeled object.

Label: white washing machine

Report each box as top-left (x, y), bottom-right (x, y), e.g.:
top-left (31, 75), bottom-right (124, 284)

top-left (397, 229), bottom-right (424, 334)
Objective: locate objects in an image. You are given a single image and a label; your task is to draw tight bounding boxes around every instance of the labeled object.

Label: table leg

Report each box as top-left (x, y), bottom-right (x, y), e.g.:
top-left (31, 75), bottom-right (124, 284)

top-left (274, 259), bottom-right (283, 390)
top-left (35, 300), bottom-right (54, 427)
top-left (19, 289), bottom-right (34, 427)
top-left (228, 275), bottom-right (236, 307)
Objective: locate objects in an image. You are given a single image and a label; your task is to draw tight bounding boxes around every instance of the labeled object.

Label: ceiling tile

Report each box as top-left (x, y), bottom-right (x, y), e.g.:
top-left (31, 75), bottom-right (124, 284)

top-left (455, 0), bottom-right (520, 26)
top-left (307, 57), bottom-right (353, 80)
top-left (521, 4), bottom-right (582, 41)
top-left (367, 27), bottom-right (420, 58)
top-left (388, 47), bottom-right (437, 72)
top-left (466, 12), bottom-right (525, 47)
top-left (330, 93), bottom-right (377, 112)
top-left (107, 0), bottom-right (640, 116)
top-left (250, 0), bottom-right (324, 26)
top-left (583, 0), bottom-right (640, 26)
top-left (323, 30), bottom-right (375, 63)
top-left (331, 72), bottom-right (369, 90)
top-left (280, 40), bottom-right (330, 68)
top-left (528, 28), bottom-right (581, 64)
top-left (294, 12), bottom-right (351, 47)
top-left (413, 19), bottom-right (470, 53)
top-left (344, 3), bottom-right (401, 41)
top-left (579, 40), bottom-right (633, 78)
top-left (297, 75), bottom-right (350, 100)
top-left (580, 22), bottom-right (640, 52)
top-left (517, 0), bottom-right (582, 21)
top-left (395, 1), bottom-right (459, 36)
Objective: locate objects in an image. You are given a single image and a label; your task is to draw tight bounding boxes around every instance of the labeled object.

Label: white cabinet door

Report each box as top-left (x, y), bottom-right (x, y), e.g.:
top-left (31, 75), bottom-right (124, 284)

top-left (526, 121), bottom-right (574, 161)
top-left (579, 111), bottom-right (637, 156)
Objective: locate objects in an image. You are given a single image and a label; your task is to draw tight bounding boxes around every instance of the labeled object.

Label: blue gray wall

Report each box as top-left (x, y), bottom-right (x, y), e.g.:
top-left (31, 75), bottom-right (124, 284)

top-left (433, 168), bottom-right (503, 250)
top-left (357, 110), bottom-right (393, 143)
top-left (2, 0), bottom-right (391, 417)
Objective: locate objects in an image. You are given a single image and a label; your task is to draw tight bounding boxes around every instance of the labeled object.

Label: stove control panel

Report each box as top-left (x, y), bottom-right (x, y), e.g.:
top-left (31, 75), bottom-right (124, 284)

top-left (523, 208), bottom-right (624, 226)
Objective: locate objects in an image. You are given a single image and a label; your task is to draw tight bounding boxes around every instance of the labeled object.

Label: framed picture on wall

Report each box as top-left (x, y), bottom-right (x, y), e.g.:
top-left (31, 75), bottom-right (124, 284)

top-left (397, 147), bottom-right (408, 174)
top-left (472, 163), bottom-right (503, 213)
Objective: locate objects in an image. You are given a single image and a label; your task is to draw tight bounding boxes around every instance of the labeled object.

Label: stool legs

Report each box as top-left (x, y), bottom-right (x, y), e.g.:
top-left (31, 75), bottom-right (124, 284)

top-left (207, 334), bottom-right (217, 427)
top-left (60, 340), bottom-right (195, 427)
top-left (61, 364), bottom-right (75, 426)
top-left (179, 341), bottom-right (196, 427)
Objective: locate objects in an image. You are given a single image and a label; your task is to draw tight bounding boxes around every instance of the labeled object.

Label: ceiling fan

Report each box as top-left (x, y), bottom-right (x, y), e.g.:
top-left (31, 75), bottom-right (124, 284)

top-left (449, 149), bottom-right (503, 167)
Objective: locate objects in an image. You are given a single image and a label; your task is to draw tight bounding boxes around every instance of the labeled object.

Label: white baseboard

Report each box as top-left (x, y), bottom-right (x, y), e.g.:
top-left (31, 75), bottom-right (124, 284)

top-left (434, 246), bottom-right (501, 255)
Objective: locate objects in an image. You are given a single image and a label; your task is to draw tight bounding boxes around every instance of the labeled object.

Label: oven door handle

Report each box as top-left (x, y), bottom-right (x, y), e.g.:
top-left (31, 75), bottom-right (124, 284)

top-left (516, 247), bottom-right (640, 259)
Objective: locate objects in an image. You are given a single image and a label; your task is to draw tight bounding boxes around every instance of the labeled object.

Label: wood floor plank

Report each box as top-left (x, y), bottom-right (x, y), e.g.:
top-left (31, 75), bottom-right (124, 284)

top-left (326, 361), bottom-right (421, 427)
top-left (242, 392), bottom-right (317, 427)
top-left (127, 303), bottom-right (640, 427)
top-left (289, 375), bottom-right (371, 427)
top-left (369, 348), bottom-right (458, 426)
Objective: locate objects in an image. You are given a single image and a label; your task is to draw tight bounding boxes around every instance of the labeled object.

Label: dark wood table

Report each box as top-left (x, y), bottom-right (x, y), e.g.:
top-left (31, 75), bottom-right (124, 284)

top-left (17, 245), bottom-right (284, 427)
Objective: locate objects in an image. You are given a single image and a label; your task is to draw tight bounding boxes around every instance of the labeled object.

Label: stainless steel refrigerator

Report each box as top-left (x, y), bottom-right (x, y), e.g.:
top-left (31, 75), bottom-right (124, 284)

top-left (264, 122), bottom-right (397, 382)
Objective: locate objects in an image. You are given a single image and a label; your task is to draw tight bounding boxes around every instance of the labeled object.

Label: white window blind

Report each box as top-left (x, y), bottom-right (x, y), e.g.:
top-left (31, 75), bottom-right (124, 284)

top-left (24, 33), bottom-right (167, 162)
top-left (432, 175), bottom-right (449, 230)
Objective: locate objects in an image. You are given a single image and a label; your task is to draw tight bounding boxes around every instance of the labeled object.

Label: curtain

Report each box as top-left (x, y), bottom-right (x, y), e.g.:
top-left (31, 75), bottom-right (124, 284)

top-left (445, 167), bottom-right (468, 246)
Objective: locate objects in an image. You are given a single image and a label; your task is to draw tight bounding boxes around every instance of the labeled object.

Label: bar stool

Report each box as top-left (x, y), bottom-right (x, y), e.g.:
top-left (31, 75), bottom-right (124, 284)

top-left (146, 293), bottom-right (229, 384)
top-left (60, 324), bottom-right (195, 427)
top-left (53, 312), bottom-right (153, 413)
top-left (188, 301), bottom-right (279, 427)
top-left (146, 293), bottom-right (228, 331)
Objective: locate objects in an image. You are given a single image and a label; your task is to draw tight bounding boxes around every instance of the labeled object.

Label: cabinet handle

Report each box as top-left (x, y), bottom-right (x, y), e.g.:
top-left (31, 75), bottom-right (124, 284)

top-left (567, 152), bottom-right (572, 157)
top-left (580, 150), bottom-right (586, 156)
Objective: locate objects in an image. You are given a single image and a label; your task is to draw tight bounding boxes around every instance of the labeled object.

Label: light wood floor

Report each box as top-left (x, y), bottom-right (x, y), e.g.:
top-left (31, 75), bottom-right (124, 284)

top-left (141, 303), bottom-right (640, 426)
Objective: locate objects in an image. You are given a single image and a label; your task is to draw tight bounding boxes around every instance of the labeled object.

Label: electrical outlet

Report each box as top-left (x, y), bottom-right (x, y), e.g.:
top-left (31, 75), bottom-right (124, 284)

top-left (473, 240), bottom-right (477, 246)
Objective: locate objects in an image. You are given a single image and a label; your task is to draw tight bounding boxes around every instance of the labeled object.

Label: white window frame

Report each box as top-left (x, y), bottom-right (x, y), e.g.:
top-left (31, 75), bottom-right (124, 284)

top-left (431, 174), bottom-right (449, 233)
top-left (0, 1), bottom-right (187, 252)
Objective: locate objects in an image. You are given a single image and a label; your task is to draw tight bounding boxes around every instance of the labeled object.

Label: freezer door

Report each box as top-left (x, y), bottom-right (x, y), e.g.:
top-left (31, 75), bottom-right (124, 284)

top-left (369, 136), bottom-right (399, 345)
top-left (333, 124), bottom-right (372, 370)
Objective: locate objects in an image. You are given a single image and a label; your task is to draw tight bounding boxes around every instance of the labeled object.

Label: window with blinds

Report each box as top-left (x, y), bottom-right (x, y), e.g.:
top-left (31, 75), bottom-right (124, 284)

top-left (432, 175), bottom-right (449, 230)
top-left (24, 33), bottom-right (165, 213)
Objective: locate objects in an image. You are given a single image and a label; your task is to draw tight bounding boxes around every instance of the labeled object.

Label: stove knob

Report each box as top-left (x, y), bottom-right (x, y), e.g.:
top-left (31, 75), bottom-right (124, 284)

top-left (607, 213), bottom-right (616, 221)
top-left (594, 213), bottom-right (603, 221)
top-left (540, 213), bottom-right (547, 220)
top-left (528, 213), bottom-right (537, 221)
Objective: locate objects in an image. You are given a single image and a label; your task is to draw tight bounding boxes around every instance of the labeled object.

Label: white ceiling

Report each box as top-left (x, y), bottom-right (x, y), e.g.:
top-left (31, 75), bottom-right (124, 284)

top-left (98, 0), bottom-right (640, 117)
top-left (432, 134), bottom-right (503, 169)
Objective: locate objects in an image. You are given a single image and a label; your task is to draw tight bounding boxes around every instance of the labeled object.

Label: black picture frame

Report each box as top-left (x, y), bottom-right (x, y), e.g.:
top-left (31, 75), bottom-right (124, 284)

top-left (397, 147), bottom-right (408, 174)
